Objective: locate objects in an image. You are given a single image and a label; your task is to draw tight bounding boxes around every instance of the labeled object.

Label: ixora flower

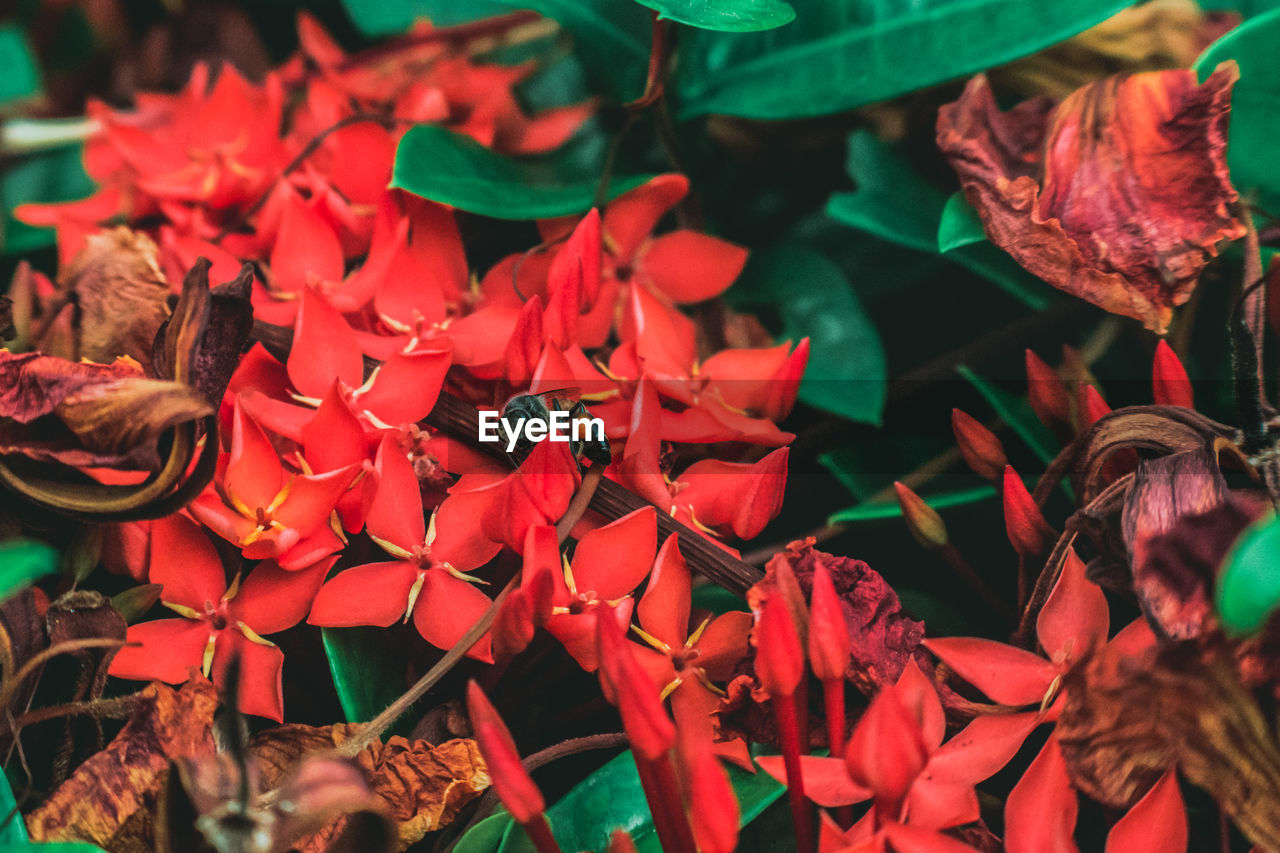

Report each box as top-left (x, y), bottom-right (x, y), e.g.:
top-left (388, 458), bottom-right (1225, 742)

top-left (630, 535), bottom-right (753, 768)
top-left (108, 513), bottom-right (330, 721)
top-left (307, 433), bottom-right (501, 661)
top-left (938, 65), bottom-right (1245, 333)
top-left (189, 397), bottom-right (358, 567)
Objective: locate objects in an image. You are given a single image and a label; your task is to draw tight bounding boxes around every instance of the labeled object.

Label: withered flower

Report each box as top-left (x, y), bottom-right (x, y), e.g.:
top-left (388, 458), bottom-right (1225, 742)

top-left (939, 65), bottom-right (1245, 333)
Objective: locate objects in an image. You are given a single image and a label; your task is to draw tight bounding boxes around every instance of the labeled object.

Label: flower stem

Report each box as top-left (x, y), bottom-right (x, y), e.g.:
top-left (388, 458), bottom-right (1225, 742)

top-left (822, 678), bottom-right (854, 829)
top-left (634, 752), bottom-right (697, 853)
top-left (773, 690), bottom-right (814, 853)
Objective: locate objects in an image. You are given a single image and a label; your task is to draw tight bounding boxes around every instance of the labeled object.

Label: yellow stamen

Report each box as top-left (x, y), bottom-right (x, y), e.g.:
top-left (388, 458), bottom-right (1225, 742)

top-left (223, 572), bottom-right (243, 602)
top-left (562, 554), bottom-right (577, 595)
top-left (162, 601), bottom-right (203, 620)
top-left (265, 479), bottom-right (294, 514)
top-left (426, 508), bottom-right (439, 547)
top-left (404, 573), bottom-right (426, 623)
top-left (236, 621), bottom-right (276, 647)
top-left (369, 532), bottom-right (414, 561)
top-left (201, 634), bottom-right (218, 678)
top-left (630, 623), bottom-right (671, 654)
top-left (446, 565), bottom-right (487, 584)
top-left (658, 677), bottom-right (682, 701)
top-left (686, 616), bottom-right (712, 648)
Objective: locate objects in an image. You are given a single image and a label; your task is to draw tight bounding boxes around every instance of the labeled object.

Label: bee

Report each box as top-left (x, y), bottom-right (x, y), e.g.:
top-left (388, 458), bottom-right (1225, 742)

top-left (501, 388), bottom-right (612, 467)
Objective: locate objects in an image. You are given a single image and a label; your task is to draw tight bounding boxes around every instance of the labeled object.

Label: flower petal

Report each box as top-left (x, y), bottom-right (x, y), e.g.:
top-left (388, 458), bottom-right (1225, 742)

top-left (637, 533), bottom-right (690, 649)
top-left (414, 570), bottom-right (494, 662)
top-left (366, 433), bottom-right (425, 552)
top-left (230, 557), bottom-right (333, 635)
top-left (757, 755), bottom-right (871, 809)
top-left (148, 513), bottom-right (227, 610)
top-left (307, 561), bottom-right (420, 628)
top-left (214, 631), bottom-right (286, 722)
top-left (1005, 735), bottom-right (1079, 853)
top-left (109, 618), bottom-right (209, 683)
top-left (357, 347), bottom-right (452, 427)
top-left (287, 289), bottom-right (363, 399)
top-left (1105, 768), bottom-right (1186, 853)
top-left (638, 230), bottom-right (747, 304)
top-left (1037, 546), bottom-right (1109, 661)
top-left (923, 637), bottom-right (1056, 706)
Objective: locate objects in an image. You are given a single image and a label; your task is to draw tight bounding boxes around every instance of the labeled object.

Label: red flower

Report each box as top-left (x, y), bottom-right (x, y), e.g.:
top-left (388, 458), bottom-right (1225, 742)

top-left (190, 397), bottom-right (357, 567)
top-left (1152, 340), bottom-right (1194, 409)
top-left (108, 513), bottom-right (329, 721)
top-left (541, 506), bottom-right (657, 670)
top-left (307, 433), bottom-right (500, 661)
top-left (631, 535), bottom-right (753, 768)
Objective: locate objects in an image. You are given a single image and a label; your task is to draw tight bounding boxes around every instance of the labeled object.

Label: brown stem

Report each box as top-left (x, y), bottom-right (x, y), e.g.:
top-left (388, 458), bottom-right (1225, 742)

top-left (9, 692), bottom-right (144, 731)
top-left (0, 639), bottom-right (129, 712)
top-left (1241, 205), bottom-right (1272, 416)
top-left (334, 12), bottom-right (544, 72)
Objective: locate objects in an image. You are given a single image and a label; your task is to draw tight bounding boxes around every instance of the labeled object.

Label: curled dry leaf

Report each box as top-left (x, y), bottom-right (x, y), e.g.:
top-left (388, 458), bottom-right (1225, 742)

top-left (938, 65), bottom-right (1245, 333)
top-left (26, 676), bottom-right (218, 852)
top-left (1057, 641), bottom-right (1280, 850)
top-left (0, 351), bottom-right (212, 470)
top-left (250, 723), bottom-right (488, 851)
top-left (37, 227), bottom-right (172, 370)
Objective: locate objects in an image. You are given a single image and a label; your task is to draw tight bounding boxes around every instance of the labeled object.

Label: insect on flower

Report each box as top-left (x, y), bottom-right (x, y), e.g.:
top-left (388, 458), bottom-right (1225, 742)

top-left (499, 387), bottom-right (611, 467)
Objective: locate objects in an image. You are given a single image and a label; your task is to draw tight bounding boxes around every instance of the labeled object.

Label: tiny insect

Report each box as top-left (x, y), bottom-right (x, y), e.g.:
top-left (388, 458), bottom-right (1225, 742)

top-left (501, 388), bottom-right (612, 467)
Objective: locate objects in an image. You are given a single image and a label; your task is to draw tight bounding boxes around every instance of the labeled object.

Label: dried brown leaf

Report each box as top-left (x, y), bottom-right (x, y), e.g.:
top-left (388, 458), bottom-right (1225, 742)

top-left (27, 676), bottom-right (218, 851)
top-left (250, 723), bottom-right (488, 851)
top-left (1058, 642), bottom-right (1280, 849)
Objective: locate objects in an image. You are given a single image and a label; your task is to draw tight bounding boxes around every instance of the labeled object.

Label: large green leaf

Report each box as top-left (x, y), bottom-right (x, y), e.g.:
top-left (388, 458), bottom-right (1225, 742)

top-left (0, 541), bottom-right (58, 604)
top-left (634, 0), bottom-right (794, 32)
top-left (0, 845), bottom-right (108, 852)
top-left (322, 627), bottom-right (417, 736)
top-left (1195, 8), bottom-right (1280, 211)
top-left (731, 243), bottom-right (886, 425)
top-left (2, 144), bottom-right (95, 256)
top-left (391, 126), bottom-right (653, 220)
top-left (827, 131), bottom-right (1049, 309)
top-left (0, 25), bottom-right (40, 107)
top-left (1217, 515), bottom-right (1280, 636)
top-left (937, 191), bottom-right (987, 253)
top-left (452, 748), bottom-right (785, 853)
top-left (674, 0), bottom-right (1131, 120)
top-left (339, 0), bottom-right (515, 34)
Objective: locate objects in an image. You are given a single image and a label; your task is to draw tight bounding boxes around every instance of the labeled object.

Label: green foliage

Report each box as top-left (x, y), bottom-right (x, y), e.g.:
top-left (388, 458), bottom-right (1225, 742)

top-left (673, 0), bottom-right (1131, 120)
top-left (632, 0), bottom-right (794, 32)
top-left (391, 126), bottom-right (652, 219)
top-left (339, 0), bottom-right (515, 34)
top-left (322, 627), bottom-right (417, 736)
top-left (937, 191), bottom-right (988, 253)
top-left (453, 748), bottom-right (785, 852)
top-left (1217, 515), bottom-right (1280, 636)
top-left (829, 485), bottom-right (995, 525)
top-left (827, 131), bottom-right (1050, 309)
top-left (955, 364), bottom-right (1057, 466)
top-left (1, 143), bottom-right (94, 256)
top-left (0, 540), bottom-right (58, 604)
top-left (1195, 8), bottom-right (1280, 211)
top-left (0, 846), bottom-right (108, 852)
top-left (0, 25), bottom-right (40, 107)
top-left (731, 243), bottom-right (886, 425)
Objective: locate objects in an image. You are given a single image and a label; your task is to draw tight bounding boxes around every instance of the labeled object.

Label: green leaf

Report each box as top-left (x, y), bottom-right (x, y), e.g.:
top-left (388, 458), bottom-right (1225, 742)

top-left (828, 485), bottom-right (995, 525)
top-left (391, 126), bottom-right (653, 220)
top-left (955, 364), bottom-right (1058, 468)
top-left (1217, 515), bottom-right (1280, 635)
top-left (937, 191), bottom-right (987, 253)
top-left (0, 541), bottom-right (57, 604)
top-left (731, 243), bottom-right (886, 425)
top-left (322, 627), bottom-right (415, 736)
top-left (0, 766), bottom-right (27, 843)
top-left (491, 749), bottom-right (784, 853)
top-left (674, 0), bottom-right (1132, 120)
top-left (339, 0), bottom-right (515, 34)
top-left (1195, 8), bottom-right (1280, 211)
top-left (826, 131), bottom-right (1050, 309)
top-left (2, 144), bottom-right (96, 255)
top-left (633, 0), bottom-right (794, 32)
top-left (0, 840), bottom-right (107, 845)
top-left (691, 583), bottom-right (747, 615)
top-left (0, 25), bottom-right (40, 106)
top-left (453, 812), bottom-right (518, 853)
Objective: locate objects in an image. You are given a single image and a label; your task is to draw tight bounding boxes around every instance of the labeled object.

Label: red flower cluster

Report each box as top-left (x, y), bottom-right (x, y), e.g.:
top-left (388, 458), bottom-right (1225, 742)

top-left (17, 14), bottom-right (806, 722)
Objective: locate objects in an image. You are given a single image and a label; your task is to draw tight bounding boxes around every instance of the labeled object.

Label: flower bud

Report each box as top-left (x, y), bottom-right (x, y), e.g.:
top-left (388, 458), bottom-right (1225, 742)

top-left (1025, 349), bottom-right (1070, 432)
top-left (1001, 465), bottom-right (1052, 558)
top-left (1152, 340), bottom-right (1194, 409)
top-left (893, 482), bottom-right (948, 550)
top-left (807, 563), bottom-right (850, 682)
top-left (951, 408), bottom-right (1007, 480)
top-left (466, 681), bottom-right (545, 824)
top-left (756, 594), bottom-right (805, 698)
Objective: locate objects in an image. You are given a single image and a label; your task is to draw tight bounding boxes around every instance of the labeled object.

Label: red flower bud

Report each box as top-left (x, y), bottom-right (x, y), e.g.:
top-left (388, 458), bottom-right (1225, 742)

top-left (1025, 349), bottom-right (1070, 431)
top-left (492, 588), bottom-right (535, 659)
top-left (596, 610), bottom-right (676, 760)
top-left (756, 593), bottom-right (805, 698)
top-left (951, 408), bottom-right (1007, 480)
top-left (686, 748), bottom-right (740, 853)
top-left (606, 831), bottom-right (639, 853)
top-left (893, 482), bottom-right (948, 550)
top-left (1001, 466), bottom-right (1052, 558)
top-left (1076, 383), bottom-right (1111, 431)
top-left (466, 681), bottom-right (545, 824)
top-left (807, 564), bottom-right (850, 682)
top-left (1152, 340), bottom-right (1194, 409)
